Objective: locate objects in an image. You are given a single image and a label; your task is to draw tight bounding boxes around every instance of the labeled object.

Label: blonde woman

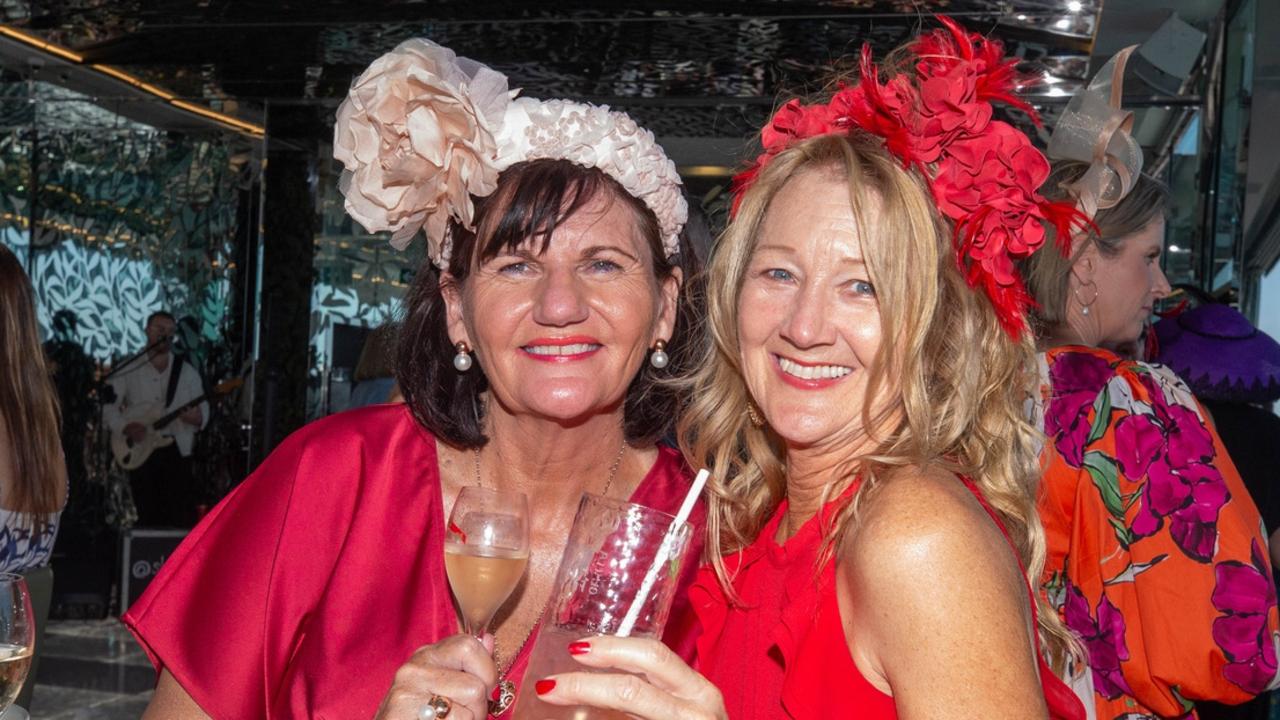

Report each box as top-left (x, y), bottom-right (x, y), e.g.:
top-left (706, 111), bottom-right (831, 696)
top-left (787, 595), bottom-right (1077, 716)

top-left (530, 19), bottom-right (1085, 720)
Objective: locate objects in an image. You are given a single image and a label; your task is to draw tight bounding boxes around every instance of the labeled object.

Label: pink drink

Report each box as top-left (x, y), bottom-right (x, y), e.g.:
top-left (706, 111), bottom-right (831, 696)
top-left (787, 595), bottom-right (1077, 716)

top-left (510, 625), bottom-right (640, 720)
top-left (511, 493), bottom-right (692, 719)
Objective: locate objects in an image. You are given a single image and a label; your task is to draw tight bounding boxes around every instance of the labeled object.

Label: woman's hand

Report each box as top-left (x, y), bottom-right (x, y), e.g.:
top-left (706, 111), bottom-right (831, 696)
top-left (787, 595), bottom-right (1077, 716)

top-left (374, 634), bottom-right (497, 720)
top-left (532, 635), bottom-right (726, 720)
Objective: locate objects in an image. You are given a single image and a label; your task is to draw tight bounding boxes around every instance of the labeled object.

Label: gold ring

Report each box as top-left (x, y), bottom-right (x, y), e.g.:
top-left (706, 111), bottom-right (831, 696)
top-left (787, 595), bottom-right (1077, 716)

top-left (418, 694), bottom-right (452, 719)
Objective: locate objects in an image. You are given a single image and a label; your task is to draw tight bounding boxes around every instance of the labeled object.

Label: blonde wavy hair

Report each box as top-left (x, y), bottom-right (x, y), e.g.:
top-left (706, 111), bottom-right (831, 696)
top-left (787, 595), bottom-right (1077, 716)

top-left (676, 131), bottom-right (1080, 671)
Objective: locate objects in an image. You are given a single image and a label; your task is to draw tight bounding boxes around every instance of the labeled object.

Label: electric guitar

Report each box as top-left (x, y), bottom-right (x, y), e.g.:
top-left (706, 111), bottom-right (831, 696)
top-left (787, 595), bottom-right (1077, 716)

top-left (110, 378), bottom-right (243, 471)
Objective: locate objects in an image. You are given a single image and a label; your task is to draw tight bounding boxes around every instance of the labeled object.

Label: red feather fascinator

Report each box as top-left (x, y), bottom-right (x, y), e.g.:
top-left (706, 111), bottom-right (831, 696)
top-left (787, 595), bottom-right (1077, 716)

top-left (732, 17), bottom-right (1084, 338)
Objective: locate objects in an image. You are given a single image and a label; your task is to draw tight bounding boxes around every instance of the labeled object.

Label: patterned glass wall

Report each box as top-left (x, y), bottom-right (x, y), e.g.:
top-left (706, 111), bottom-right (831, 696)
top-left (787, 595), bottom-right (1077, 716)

top-left (0, 76), bottom-right (253, 537)
top-left (0, 79), bottom-right (247, 364)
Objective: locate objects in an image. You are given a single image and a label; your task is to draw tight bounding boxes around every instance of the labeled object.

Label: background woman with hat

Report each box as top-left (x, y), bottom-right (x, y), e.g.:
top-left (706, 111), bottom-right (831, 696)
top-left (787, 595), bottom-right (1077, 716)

top-left (1020, 47), bottom-right (1279, 719)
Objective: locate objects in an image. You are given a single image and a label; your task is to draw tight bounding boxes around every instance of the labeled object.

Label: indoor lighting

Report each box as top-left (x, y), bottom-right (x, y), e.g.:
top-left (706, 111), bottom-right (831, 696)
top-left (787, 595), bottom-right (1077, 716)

top-left (0, 24), bottom-right (263, 137)
top-left (1055, 18), bottom-right (1072, 30)
top-left (1067, 1), bottom-right (1084, 12)
top-left (91, 64), bottom-right (176, 101)
top-left (171, 99), bottom-right (264, 136)
top-left (678, 165), bottom-right (734, 178)
top-left (0, 26), bottom-right (83, 63)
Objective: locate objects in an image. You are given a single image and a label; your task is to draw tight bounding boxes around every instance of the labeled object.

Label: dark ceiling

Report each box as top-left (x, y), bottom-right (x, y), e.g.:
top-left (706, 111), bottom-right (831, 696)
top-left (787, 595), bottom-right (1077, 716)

top-left (1, 0), bottom-right (1107, 139)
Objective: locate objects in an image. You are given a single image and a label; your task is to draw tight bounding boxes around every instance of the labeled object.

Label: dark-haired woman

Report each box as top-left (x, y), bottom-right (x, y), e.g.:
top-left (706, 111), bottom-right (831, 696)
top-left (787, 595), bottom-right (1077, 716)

top-left (0, 244), bottom-right (66, 573)
top-left (126, 40), bottom-right (705, 720)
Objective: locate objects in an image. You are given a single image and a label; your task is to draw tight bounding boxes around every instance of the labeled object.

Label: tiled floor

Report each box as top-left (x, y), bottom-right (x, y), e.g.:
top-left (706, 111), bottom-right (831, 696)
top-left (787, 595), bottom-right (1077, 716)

top-left (27, 620), bottom-right (153, 719)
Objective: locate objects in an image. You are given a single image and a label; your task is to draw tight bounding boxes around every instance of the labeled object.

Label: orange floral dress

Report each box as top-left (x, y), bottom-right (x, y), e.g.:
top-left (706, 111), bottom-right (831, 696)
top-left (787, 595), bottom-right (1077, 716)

top-left (1036, 346), bottom-right (1279, 719)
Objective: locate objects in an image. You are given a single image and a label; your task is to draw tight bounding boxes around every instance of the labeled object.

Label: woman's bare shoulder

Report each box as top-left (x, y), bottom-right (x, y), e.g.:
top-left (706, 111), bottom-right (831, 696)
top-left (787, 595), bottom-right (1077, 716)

top-left (841, 465), bottom-right (1027, 613)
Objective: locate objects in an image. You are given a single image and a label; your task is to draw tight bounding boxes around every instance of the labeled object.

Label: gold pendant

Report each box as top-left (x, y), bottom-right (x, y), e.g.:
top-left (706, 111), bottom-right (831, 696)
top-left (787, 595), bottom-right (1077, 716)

top-left (488, 679), bottom-right (516, 716)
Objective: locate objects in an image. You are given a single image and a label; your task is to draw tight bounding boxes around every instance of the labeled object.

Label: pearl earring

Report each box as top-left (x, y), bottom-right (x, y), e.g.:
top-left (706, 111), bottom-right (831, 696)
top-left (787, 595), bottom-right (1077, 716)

top-left (453, 341), bottom-right (473, 372)
top-left (1074, 283), bottom-right (1098, 317)
top-left (649, 340), bottom-right (669, 369)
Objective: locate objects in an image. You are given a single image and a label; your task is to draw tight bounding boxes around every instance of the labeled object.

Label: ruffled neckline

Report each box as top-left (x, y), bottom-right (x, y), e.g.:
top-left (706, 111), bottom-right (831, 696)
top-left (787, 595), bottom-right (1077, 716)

top-left (690, 486), bottom-right (854, 682)
top-left (691, 480), bottom-right (1087, 720)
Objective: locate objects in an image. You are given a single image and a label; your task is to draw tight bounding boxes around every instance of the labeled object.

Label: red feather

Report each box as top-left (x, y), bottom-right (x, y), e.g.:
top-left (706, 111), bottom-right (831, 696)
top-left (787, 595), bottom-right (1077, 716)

top-left (728, 162), bottom-right (761, 218)
top-left (733, 15), bottom-right (1060, 339)
top-left (1042, 199), bottom-right (1093, 255)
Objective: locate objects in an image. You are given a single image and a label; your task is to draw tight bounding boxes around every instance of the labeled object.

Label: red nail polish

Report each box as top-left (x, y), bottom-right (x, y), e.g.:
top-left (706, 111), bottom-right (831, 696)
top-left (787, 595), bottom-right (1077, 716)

top-left (567, 641), bottom-right (591, 655)
top-left (535, 679), bottom-right (556, 695)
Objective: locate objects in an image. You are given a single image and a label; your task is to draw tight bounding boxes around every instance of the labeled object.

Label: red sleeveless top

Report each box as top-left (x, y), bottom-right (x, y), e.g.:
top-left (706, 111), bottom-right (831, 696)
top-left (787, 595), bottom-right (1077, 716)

top-left (690, 477), bottom-right (1085, 719)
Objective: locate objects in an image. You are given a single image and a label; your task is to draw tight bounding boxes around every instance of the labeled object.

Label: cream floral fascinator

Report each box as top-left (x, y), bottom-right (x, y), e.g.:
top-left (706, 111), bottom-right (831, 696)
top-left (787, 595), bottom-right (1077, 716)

top-left (334, 39), bottom-right (687, 267)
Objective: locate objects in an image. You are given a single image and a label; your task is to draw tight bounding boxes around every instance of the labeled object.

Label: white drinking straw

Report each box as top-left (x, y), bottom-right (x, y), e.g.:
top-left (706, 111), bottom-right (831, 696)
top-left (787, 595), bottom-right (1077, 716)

top-left (616, 468), bottom-right (710, 637)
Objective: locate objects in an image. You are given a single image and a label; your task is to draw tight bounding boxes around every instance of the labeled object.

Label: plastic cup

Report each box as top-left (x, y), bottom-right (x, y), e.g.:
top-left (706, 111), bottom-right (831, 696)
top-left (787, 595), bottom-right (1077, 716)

top-left (511, 493), bottom-right (693, 719)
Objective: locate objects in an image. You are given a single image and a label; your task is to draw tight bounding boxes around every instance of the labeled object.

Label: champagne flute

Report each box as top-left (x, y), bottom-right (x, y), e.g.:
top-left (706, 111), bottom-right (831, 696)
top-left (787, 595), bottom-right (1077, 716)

top-left (0, 574), bottom-right (34, 714)
top-left (444, 487), bottom-right (531, 639)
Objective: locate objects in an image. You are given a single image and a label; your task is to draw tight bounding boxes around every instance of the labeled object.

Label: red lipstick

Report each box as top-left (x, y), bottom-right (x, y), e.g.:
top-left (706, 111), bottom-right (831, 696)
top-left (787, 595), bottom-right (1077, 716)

top-left (520, 336), bottom-right (603, 362)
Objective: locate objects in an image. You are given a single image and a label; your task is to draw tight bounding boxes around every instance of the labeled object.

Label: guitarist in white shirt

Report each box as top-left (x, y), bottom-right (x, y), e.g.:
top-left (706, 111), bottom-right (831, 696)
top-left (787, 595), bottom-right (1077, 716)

top-left (104, 311), bottom-right (208, 527)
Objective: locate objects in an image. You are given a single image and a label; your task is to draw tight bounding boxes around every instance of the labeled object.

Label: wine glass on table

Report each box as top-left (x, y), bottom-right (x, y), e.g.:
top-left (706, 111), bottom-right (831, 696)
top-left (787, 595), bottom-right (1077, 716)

top-left (444, 487), bottom-right (530, 714)
top-left (0, 574), bottom-right (34, 717)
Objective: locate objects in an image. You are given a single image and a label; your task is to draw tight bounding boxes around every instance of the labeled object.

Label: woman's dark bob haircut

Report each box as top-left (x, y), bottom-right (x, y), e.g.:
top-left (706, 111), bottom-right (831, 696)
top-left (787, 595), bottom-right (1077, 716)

top-left (396, 158), bottom-right (703, 449)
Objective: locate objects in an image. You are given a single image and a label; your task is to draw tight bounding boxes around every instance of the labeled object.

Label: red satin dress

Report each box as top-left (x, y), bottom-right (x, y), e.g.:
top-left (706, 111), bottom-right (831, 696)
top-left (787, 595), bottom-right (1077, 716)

top-left (690, 478), bottom-right (1085, 719)
top-left (123, 404), bottom-right (705, 719)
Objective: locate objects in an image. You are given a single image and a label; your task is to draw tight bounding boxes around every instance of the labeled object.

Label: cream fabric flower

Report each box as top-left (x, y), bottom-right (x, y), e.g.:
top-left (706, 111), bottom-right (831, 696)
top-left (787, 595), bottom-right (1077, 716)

top-left (334, 39), bottom-right (510, 265)
top-left (335, 39), bottom-right (687, 267)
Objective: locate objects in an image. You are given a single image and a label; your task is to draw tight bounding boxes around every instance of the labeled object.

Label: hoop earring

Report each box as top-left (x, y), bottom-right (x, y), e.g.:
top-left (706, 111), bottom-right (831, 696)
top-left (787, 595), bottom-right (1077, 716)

top-left (453, 341), bottom-right (473, 372)
top-left (746, 399), bottom-right (765, 428)
top-left (649, 339), bottom-right (669, 369)
top-left (1074, 283), bottom-right (1098, 316)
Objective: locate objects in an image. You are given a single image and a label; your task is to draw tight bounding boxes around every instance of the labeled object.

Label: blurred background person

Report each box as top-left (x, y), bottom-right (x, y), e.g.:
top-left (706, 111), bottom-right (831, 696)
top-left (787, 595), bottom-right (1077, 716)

top-left (104, 311), bottom-right (208, 527)
top-left (348, 323), bottom-right (399, 408)
top-left (0, 244), bottom-right (67, 573)
top-left (1024, 157), bottom-right (1277, 716)
top-left (1154, 299), bottom-right (1280, 720)
top-left (40, 310), bottom-right (96, 528)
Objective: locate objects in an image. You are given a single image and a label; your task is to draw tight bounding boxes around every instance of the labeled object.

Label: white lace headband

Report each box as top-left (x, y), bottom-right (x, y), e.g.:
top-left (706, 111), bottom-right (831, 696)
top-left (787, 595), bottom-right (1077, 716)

top-left (334, 39), bottom-right (688, 268)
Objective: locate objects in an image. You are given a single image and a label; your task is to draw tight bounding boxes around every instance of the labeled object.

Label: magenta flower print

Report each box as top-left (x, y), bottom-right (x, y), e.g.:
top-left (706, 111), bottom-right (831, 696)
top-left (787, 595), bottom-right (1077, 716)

top-left (1063, 582), bottom-right (1134, 700)
top-left (1120, 372), bottom-right (1231, 562)
top-left (1212, 539), bottom-right (1278, 694)
top-left (1046, 351), bottom-right (1114, 467)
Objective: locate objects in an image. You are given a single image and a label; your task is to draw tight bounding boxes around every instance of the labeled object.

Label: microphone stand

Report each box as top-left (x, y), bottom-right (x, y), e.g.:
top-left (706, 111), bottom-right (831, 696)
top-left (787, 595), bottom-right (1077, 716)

top-left (101, 336), bottom-right (172, 383)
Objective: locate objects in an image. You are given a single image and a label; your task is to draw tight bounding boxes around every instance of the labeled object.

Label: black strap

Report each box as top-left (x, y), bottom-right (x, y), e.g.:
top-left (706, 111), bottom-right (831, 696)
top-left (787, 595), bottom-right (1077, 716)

top-left (165, 356), bottom-right (184, 409)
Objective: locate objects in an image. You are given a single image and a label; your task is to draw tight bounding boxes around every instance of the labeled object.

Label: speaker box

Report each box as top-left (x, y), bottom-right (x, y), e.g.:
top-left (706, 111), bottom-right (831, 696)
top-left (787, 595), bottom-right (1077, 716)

top-left (119, 528), bottom-right (188, 612)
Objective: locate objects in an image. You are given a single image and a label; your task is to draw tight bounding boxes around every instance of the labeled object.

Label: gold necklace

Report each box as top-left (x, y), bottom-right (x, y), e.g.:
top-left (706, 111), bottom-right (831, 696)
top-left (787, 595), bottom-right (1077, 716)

top-left (471, 440), bottom-right (628, 715)
top-left (471, 441), bottom-right (626, 497)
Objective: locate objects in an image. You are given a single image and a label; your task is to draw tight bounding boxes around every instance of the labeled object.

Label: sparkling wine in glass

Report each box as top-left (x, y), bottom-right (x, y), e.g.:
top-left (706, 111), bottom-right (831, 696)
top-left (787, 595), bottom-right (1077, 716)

top-left (444, 487), bottom-right (531, 638)
top-left (0, 574), bottom-right (34, 714)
